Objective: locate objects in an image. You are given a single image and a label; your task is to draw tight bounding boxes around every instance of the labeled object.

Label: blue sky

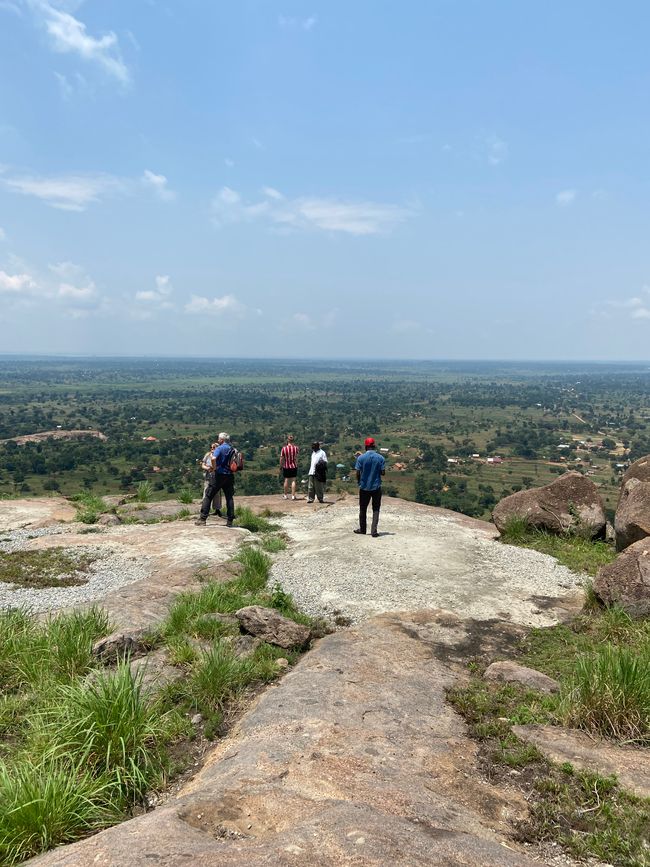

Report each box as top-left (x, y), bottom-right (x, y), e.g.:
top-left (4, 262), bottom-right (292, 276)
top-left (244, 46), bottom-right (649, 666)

top-left (1, 0), bottom-right (649, 359)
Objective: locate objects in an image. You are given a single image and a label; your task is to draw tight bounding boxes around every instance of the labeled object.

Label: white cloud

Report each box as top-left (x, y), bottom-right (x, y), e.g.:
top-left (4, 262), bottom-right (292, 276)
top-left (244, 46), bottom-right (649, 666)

top-left (279, 14), bottom-right (317, 31)
top-left (261, 186), bottom-right (283, 200)
top-left (4, 171), bottom-right (122, 210)
top-left (0, 227), bottom-right (6, 241)
top-left (486, 134), bottom-right (508, 166)
top-left (142, 169), bottom-right (175, 201)
top-left (556, 189), bottom-right (577, 207)
top-left (57, 280), bottom-right (96, 300)
top-left (603, 286), bottom-right (650, 322)
top-left (0, 271), bottom-right (37, 293)
top-left (632, 307), bottom-right (650, 320)
top-left (134, 274), bottom-right (174, 308)
top-left (224, 158), bottom-right (235, 168)
top-left (184, 294), bottom-right (246, 317)
top-left (212, 186), bottom-right (412, 236)
top-left (29, 1), bottom-right (129, 85)
top-left (290, 312), bottom-right (315, 330)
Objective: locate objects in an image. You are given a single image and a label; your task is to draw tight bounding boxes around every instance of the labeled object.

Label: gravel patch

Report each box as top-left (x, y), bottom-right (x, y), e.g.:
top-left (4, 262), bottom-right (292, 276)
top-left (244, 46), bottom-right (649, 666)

top-left (0, 529), bottom-right (151, 613)
top-left (270, 502), bottom-right (586, 626)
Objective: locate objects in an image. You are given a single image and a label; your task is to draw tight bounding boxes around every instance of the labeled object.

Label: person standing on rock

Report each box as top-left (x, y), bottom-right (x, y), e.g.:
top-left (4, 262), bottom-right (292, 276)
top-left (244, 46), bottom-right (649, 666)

top-left (280, 434), bottom-right (299, 500)
top-left (354, 437), bottom-right (385, 537)
top-left (307, 441), bottom-right (327, 503)
top-left (196, 432), bottom-right (236, 527)
top-left (201, 441), bottom-right (222, 517)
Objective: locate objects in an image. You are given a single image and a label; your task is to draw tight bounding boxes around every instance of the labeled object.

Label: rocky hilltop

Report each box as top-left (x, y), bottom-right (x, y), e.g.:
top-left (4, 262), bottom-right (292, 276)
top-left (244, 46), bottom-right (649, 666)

top-left (0, 491), bottom-right (643, 866)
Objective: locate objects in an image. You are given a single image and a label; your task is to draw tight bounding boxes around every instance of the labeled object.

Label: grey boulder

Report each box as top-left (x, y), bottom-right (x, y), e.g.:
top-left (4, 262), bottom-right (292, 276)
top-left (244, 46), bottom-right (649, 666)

top-left (235, 605), bottom-right (311, 648)
top-left (492, 471), bottom-right (606, 537)
top-left (615, 477), bottom-right (650, 551)
top-left (593, 537), bottom-right (650, 617)
top-left (483, 661), bottom-right (560, 695)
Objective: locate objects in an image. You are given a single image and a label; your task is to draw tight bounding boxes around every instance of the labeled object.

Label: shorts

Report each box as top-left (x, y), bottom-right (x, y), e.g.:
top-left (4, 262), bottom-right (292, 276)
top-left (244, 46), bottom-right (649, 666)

top-left (282, 467), bottom-right (298, 479)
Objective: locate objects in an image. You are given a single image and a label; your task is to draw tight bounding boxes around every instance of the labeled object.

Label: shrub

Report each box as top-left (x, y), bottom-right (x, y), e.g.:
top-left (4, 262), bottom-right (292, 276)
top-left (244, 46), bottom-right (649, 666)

top-left (70, 492), bottom-right (106, 524)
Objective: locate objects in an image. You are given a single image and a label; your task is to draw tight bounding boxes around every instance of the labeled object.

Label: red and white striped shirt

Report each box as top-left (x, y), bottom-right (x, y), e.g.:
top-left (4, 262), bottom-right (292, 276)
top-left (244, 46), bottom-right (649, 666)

top-left (281, 443), bottom-right (299, 469)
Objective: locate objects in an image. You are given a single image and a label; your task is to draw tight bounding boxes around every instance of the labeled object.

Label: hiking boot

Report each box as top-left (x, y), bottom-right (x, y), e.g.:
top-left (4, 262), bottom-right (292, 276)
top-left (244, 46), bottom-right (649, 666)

top-left (194, 518), bottom-right (206, 526)
top-left (213, 510), bottom-right (222, 517)
top-left (371, 531), bottom-right (379, 538)
top-left (226, 520), bottom-right (234, 528)
top-left (354, 528), bottom-right (366, 535)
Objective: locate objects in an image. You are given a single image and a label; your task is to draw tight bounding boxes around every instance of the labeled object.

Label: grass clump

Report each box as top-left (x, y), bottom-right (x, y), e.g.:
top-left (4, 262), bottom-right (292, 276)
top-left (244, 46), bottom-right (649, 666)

top-left (260, 534), bottom-right (287, 553)
top-left (518, 767), bottom-right (650, 867)
top-left (134, 481), bottom-right (153, 503)
top-left (499, 517), bottom-right (616, 576)
top-left (560, 643), bottom-right (650, 744)
top-left (70, 492), bottom-right (106, 525)
top-left (177, 487), bottom-right (195, 505)
top-left (0, 758), bottom-right (118, 865)
top-left (234, 506), bottom-right (278, 534)
top-left (36, 664), bottom-right (186, 804)
top-left (0, 549), bottom-right (95, 590)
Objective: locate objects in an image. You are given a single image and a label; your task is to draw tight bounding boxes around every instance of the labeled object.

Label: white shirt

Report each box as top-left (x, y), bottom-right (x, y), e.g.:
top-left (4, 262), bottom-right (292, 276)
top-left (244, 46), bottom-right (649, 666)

top-left (309, 448), bottom-right (327, 475)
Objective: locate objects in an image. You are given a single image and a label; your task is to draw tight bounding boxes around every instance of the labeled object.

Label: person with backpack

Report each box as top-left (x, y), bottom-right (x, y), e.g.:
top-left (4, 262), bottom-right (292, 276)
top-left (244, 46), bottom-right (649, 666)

top-left (307, 441), bottom-right (327, 503)
top-left (200, 440), bottom-right (222, 517)
top-left (195, 432), bottom-right (238, 527)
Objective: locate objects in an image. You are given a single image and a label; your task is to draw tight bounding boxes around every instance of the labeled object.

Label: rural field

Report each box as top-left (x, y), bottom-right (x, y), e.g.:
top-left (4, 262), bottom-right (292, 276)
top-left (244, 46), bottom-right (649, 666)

top-left (1, 358), bottom-right (649, 519)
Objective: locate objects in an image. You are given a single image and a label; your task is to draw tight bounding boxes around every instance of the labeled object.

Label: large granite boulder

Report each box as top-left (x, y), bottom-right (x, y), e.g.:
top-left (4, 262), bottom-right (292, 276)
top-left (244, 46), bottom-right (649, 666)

top-left (492, 471), bottom-right (606, 537)
top-left (593, 537), bottom-right (650, 617)
top-left (235, 605), bottom-right (311, 649)
top-left (622, 454), bottom-right (650, 488)
top-left (615, 477), bottom-right (650, 551)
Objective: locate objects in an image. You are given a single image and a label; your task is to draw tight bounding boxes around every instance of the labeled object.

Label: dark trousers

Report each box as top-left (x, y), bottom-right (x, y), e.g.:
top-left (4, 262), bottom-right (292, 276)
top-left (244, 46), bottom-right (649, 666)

top-left (359, 487), bottom-right (382, 533)
top-left (200, 473), bottom-right (235, 521)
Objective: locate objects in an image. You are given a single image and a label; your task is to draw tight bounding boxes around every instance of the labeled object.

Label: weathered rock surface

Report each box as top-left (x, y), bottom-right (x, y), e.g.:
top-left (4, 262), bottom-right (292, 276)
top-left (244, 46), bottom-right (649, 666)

top-left (622, 453), bottom-right (650, 487)
top-left (614, 477), bottom-right (650, 551)
top-left (117, 500), bottom-right (201, 522)
top-left (129, 648), bottom-right (183, 693)
top-left (0, 496), bottom-right (76, 531)
top-left (512, 724), bottom-right (650, 799)
top-left (235, 605), bottom-right (311, 648)
top-left (483, 661), bottom-right (560, 694)
top-left (492, 471), bottom-right (606, 537)
top-left (30, 612), bottom-right (540, 866)
top-left (593, 537), bottom-right (650, 617)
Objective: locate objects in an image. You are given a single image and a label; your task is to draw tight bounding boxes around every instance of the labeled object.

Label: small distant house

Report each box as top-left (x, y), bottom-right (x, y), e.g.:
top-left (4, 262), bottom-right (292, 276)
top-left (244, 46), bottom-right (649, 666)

top-left (471, 453), bottom-right (480, 458)
top-left (486, 456), bottom-right (503, 464)
top-left (557, 444), bottom-right (571, 450)
top-left (447, 458), bottom-right (459, 464)
top-left (143, 436), bottom-right (158, 442)
top-left (380, 448), bottom-right (389, 453)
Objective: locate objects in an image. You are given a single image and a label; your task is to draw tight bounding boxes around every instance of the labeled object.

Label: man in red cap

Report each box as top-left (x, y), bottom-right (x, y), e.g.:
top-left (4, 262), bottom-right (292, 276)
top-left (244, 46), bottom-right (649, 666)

top-left (354, 437), bottom-right (385, 536)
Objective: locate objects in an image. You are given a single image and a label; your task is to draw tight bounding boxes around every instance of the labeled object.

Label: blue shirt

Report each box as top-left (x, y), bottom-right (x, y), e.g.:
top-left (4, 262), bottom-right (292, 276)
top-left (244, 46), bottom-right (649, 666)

top-left (213, 442), bottom-right (233, 475)
top-left (355, 450), bottom-right (385, 491)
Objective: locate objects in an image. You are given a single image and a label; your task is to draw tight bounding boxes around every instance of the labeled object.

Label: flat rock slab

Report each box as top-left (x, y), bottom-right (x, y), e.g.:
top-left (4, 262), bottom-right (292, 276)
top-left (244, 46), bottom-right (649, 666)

top-left (117, 500), bottom-right (201, 521)
top-left (0, 497), bottom-right (76, 531)
top-left (24, 522), bottom-right (245, 630)
top-left (272, 498), bottom-right (584, 627)
top-left (512, 724), bottom-right (650, 799)
top-left (30, 611), bottom-right (540, 866)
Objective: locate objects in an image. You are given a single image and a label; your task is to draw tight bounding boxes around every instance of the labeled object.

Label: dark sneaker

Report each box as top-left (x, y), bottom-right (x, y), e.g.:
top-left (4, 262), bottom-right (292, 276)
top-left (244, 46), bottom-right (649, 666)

top-left (371, 532), bottom-right (379, 538)
top-left (226, 520), bottom-right (234, 528)
top-left (194, 518), bottom-right (206, 526)
top-left (213, 510), bottom-right (223, 517)
top-left (354, 529), bottom-right (366, 535)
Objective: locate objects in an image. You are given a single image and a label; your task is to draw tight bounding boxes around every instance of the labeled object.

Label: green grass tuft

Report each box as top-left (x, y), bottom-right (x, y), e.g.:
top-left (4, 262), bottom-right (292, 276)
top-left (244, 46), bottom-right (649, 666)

top-left (177, 488), bottom-right (195, 505)
top-left (499, 521), bottom-right (616, 576)
top-left (234, 506), bottom-right (278, 533)
top-left (134, 481), bottom-right (153, 503)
